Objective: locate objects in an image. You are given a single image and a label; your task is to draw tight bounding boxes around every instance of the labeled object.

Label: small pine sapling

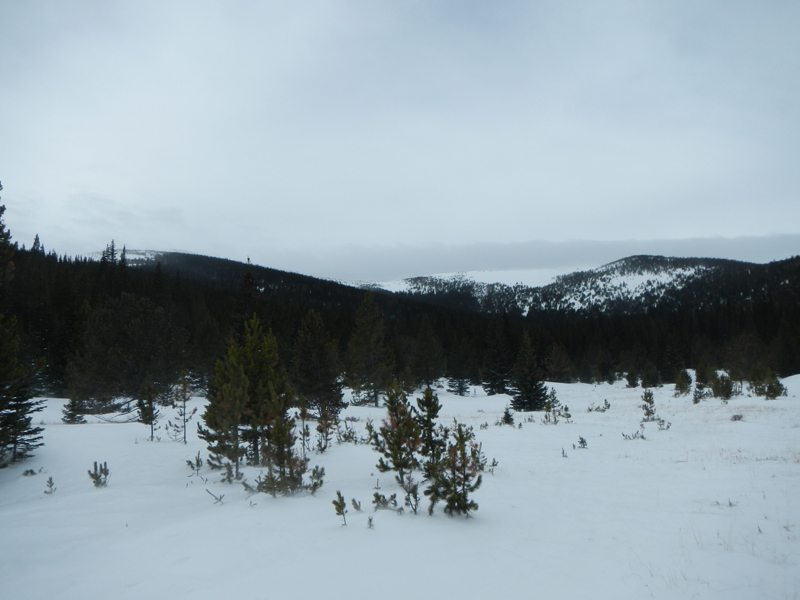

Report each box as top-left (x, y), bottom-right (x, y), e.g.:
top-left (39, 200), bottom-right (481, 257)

top-left (186, 451), bottom-right (204, 476)
top-left (315, 410), bottom-right (336, 453)
top-left (336, 419), bottom-right (359, 444)
top-left (332, 490), bottom-right (347, 525)
top-left (542, 388), bottom-right (563, 424)
top-left (307, 466), bottom-right (325, 495)
top-left (577, 436), bottom-right (588, 449)
top-left (372, 492), bottom-right (399, 511)
top-left (692, 387), bottom-right (707, 404)
top-left (351, 498), bottom-right (362, 512)
top-left (167, 372), bottom-right (197, 444)
top-left (88, 461), bottom-right (110, 487)
top-left (402, 474), bottom-right (421, 514)
top-left (43, 477), bottom-right (56, 495)
top-left (367, 516), bottom-right (374, 529)
top-left (641, 390), bottom-right (657, 421)
top-left (220, 462), bottom-right (243, 484)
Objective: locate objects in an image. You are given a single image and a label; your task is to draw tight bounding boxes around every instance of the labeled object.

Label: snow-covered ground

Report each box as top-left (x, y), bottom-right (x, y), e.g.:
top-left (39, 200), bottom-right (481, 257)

top-left (2, 377), bottom-right (799, 600)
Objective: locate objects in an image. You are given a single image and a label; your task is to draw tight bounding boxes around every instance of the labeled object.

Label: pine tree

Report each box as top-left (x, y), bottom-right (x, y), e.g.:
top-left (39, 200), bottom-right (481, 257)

top-left (198, 345), bottom-right (248, 479)
top-left (232, 315), bottom-right (291, 465)
top-left (368, 381), bottom-right (421, 492)
top-left (345, 293), bottom-right (394, 406)
top-left (425, 421), bottom-right (483, 517)
top-left (510, 332), bottom-right (548, 411)
top-left (292, 309), bottom-right (345, 417)
top-left (415, 387), bottom-right (446, 483)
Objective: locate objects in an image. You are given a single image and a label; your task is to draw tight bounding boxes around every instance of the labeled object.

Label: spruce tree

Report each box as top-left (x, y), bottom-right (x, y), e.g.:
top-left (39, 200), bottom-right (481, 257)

top-left (510, 332), bottom-right (547, 411)
top-left (0, 322), bottom-right (44, 464)
top-left (0, 197), bottom-right (44, 465)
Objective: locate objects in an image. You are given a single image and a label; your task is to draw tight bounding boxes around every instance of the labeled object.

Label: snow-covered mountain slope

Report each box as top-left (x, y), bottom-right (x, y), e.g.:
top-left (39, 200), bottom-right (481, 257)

top-left (85, 248), bottom-right (163, 264)
top-left (529, 255), bottom-right (741, 313)
top-left (364, 255), bottom-right (751, 314)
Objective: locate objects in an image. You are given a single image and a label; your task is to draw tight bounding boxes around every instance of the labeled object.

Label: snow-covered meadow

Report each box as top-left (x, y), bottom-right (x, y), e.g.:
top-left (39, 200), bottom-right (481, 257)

top-left (2, 378), bottom-right (799, 600)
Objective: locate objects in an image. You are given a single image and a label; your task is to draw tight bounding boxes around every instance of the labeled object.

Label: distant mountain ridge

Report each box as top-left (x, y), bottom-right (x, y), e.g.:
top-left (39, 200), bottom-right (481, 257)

top-left (365, 255), bottom-right (792, 315)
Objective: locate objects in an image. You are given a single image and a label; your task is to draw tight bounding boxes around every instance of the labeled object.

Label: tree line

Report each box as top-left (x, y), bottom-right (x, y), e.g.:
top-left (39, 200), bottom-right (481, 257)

top-left (1, 196), bottom-right (798, 464)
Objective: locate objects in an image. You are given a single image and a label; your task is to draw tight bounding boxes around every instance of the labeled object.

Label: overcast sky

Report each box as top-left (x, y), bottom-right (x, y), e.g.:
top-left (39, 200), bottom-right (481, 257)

top-left (1, 1), bottom-right (798, 281)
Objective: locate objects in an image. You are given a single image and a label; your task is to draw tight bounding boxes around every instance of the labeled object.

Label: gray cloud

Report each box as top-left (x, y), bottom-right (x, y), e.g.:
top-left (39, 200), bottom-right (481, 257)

top-left (1, 1), bottom-right (798, 279)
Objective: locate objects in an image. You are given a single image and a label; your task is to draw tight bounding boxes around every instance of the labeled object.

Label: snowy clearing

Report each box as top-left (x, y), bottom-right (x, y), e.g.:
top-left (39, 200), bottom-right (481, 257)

top-left (2, 378), bottom-right (799, 600)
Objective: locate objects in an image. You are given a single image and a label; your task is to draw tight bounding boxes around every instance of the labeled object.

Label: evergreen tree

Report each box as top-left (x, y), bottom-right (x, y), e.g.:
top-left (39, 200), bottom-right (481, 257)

top-left (425, 421), bottom-right (483, 517)
top-left (674, 369), bottom-right (692, 396)
top-left (0, 317), bottom-right (44, 464)
top-left (136, 373), bottom-right (159, 441)
top-left (415, 387), bottom-right (446, 484)
top-left (167, 372), bottom-right (196, 444)
top-left (231, 315), bottom-right (291, 465)
top-left (368, 381), bottom-right (421, 491)
top-left (640, 363), bottom-right (661, 389)
top-left (292, 309), bottom-right (345, 417)
top-left (446, 377), bottom-right (470, 397)
top-left (482, 320), bottom-right (513, 396)
top-left (412, 316), bottom-right (445, 388)
top-left (345, 293), bottom-right (394, 406)
top-left (545, 342), bottom-right (576, 383)
top-left (198, 345), bottom-right (248, 478)
top-left (0, 198), bottom-right (43, 464)
top-left (510, 332), bottom-right (548, 411)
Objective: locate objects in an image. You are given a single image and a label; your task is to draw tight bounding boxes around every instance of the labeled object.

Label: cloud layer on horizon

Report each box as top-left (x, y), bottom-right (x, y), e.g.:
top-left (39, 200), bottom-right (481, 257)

top-left (1, 1), bottom-right (798, 280)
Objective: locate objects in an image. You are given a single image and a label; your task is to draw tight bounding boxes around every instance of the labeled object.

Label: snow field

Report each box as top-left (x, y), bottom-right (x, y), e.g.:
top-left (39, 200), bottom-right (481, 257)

top-left (1, 377), bottom-right (799, 599)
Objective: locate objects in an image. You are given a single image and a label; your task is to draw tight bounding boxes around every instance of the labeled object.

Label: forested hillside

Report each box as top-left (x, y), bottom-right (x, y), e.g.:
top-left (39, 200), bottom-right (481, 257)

top-left (5, 243), bottom-right (798, 401)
